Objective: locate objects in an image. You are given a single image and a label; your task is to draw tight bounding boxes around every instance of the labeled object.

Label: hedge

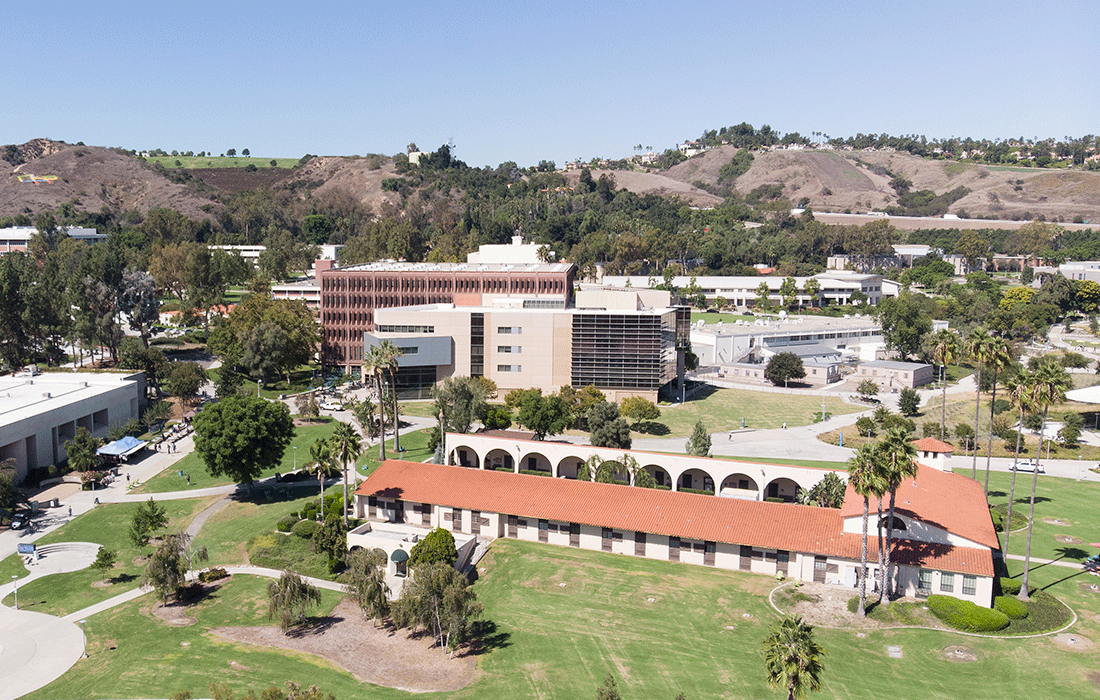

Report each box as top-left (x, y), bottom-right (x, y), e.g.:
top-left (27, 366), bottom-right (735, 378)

top-left (927, 594), bottom-right (1009, 632)
top-left (292, 519), bottom-right (320, 539)
top-left (994, 595), bottom-right (1029, 620)
top-left (276, 515), bottom-right (299, 533)
top-left (997, 578), bottom-right (1035, 597)
top-left (197, 567), bottom-right (229, 583)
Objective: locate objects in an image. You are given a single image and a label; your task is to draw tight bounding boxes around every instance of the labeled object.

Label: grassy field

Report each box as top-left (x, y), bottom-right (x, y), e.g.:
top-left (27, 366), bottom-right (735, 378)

top-left (652, 385), bottom-right (860, 436)
top-left (1, 497), bottom-right (219, 616)
top-left (689, 311), bottom-right (758, 324)
top-left (145, 155), bottom-right (300, 169)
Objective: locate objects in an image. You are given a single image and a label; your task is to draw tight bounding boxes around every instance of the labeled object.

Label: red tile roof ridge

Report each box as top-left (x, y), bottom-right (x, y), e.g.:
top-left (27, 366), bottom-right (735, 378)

top-left (911, 437), bottom-right (955, 453)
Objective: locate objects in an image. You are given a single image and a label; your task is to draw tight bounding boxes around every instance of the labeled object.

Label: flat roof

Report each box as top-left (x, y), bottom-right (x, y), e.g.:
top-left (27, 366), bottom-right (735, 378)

top-left (0, 372), bottom-right (141, 426)
top-left (693, 315), bottom-right (881, 338)
top-left (328, 261), bottom-right (571, 274)
top-left (861, 360), bottom-right (931, 370)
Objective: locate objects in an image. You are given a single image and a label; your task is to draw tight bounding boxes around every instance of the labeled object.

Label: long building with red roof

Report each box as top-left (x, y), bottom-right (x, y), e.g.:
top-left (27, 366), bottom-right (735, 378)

top-left (352, 456), bottom-right (997, 607)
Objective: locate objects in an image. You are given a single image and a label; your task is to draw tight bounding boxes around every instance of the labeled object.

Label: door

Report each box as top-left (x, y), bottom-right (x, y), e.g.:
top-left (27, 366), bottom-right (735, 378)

top-left (813, 556), bottom-right (828, 583)
top-left (777, 550), bottom-right (790, 576)
top-left (739, 545), bottom-right (753, 571)
top-left (508, 514), bottom-right (518, 538)
top-left (422, 503), bottom-right (431, 526)
top-left (668, 537), bottom-right (680, 561)
top-left (634, 531), bottom-right (646, 557)
top-left (704, 541), bottom-right (716, 566)
top-left (471, 510), bottom-right (481, 535)
top-left (569, 523), bottom-right (580, 547)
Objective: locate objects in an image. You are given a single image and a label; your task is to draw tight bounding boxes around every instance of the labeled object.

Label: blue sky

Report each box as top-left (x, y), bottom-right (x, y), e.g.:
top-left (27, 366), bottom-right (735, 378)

top-left (2, 1), bottom-right (1095, 168)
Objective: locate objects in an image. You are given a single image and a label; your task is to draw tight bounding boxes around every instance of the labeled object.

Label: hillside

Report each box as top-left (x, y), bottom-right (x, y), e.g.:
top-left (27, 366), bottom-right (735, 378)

top-left (664, 146), bottom-right (1100, 222)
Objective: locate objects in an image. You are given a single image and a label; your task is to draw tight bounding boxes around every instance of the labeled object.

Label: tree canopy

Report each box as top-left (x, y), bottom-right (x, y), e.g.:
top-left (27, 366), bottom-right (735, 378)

top-left (192, 395), bottom-right (295, 488)
top-left (765, 352), bottom-right (806, 386)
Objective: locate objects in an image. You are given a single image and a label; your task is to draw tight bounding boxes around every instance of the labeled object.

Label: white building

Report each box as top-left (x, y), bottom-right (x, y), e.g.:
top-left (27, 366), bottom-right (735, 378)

top-left (601, 272), bottom-right (887, 308)
top-left (690, 315), bottom-right (882, 367)
top-left (0, 371), bottom-right (146, 481)
top-left (0, 226), bottom-right (107, 253)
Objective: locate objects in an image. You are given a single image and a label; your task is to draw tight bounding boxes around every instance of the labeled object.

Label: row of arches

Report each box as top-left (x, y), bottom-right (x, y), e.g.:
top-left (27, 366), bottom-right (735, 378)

top-left (449, 445), bottom-right (801, 501)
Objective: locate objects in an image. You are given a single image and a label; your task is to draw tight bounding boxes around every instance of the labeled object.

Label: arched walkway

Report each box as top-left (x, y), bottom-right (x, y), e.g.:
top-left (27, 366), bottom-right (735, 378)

top-left (556, 456), bottom-right (583, 479)
top-left (517, 451), bottom-right (551, 474)
top-left (448, 446), bottom-right (479, 468)
top-left (720, 473), bottom-right (759, 499)
top-left (596, 460), bottom-right (629, 485)
top-left (764, 477), bottom-right (799, 502)
top-left (677, 467), bottom-right (715, 494)
top-left (484, 448), bottom-right (513, 472)
top-left (642, 464), bottom-right (671, 489)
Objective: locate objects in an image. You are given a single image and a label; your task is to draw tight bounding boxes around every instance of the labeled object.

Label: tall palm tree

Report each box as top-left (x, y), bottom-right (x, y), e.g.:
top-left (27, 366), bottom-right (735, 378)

top-left (1018, 358), bottom-right (1070, 601)
top-left (965, 327), bottom-right (993, 478)
top-left (982, 338), bottom-right (1014, 497)
top-left (364, 345), bottom-right (387, 461)
top-left (847, 442), bottom-right (885, 617)
top-left (762, 615), bottom-right (826, 700)
top-left (330, 421), bottom-right (362, 528)
top-left (376, 339), bottom-right (405, 453)
top-left (1003, 368), bottom-right (1034, 556)
top-left (929, 329), bottom-right (961, 441)
top-left (876, 428), bottom-right (919, 605)
top-left (307, 438), bottom-right (338, 520)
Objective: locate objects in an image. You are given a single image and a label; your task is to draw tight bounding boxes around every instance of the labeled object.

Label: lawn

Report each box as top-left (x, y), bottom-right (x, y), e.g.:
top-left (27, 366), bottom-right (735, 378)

top-left (145, 155), bottom-right (301, 169)
top-left (650, 385), bottom-right (860, 437)
top-left (689, 311), bottom-right (758, 324)
top-left (207, 365), bottom-right (325, 401)
top-left (1, 497), bottom-right (219, 616)
top-left (22, 574), bottom-right (375, 700)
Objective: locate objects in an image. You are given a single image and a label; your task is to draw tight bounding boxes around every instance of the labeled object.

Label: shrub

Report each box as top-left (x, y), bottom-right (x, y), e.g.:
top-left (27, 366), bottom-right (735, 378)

top-left (197, 567), bottom-right (229, 583)
top-left (994, 595), bottom-right (1029, 620)
top-left (276, 515), bottom-right (299, 533)
top-left (927, 594), bottom-right (1009, 632)
top-left (997, 578), bottom-right (1034, 597)
top-left (292, 520), bottom-right (320, 539)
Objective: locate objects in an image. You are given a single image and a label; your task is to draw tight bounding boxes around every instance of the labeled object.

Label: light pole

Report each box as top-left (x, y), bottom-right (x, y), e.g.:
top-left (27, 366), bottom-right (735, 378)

top-left (11, 575), bottom-right (17, 610)
top-left (293, 445), bottom-right (297, 471)
top-left (79, 619), bottom-right (87, 658)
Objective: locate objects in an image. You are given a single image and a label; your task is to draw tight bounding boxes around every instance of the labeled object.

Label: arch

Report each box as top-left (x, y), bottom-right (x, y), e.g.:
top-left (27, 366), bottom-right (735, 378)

top-left (518, 451), bottom-right (552, 475)
top-left (878, 515), bottom-right (907, 531)
top-left (720, 473), bottom-right (759, 499)
top-left (764, 477), bottom-right (800, 502)
top-left (677, 467), bottom-right (716, 494)
top-left (448, 446), bottom-right (479, 468)
top-left (642, 464), bottom-right (671, 489)
top-left (595, 460), bottom-right (629, 485)
top-left (556, 456), bottom-right (584, 479)
top-left (484, 448), bottom-right (514, 473)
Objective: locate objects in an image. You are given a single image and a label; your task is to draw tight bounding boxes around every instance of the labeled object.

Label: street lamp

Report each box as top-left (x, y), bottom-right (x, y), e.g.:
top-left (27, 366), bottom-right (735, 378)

top-left (293, 445), bottom-right (297, 471)
top-left (11, 575), bottom-right (17, 610)
top-left (79, 619), bottom-right (87, 658)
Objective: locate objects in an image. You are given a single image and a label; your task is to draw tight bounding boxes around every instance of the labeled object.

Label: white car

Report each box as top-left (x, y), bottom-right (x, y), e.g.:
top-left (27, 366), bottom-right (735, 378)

top-left (320, 401), bottom-right (343, 412)
top-left (1010, 460), bottom-right (1045, 473)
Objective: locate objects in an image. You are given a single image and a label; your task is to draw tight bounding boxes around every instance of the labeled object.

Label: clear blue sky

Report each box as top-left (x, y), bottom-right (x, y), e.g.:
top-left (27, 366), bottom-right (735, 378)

top-left (3, 1), bottom-right (1095, 168)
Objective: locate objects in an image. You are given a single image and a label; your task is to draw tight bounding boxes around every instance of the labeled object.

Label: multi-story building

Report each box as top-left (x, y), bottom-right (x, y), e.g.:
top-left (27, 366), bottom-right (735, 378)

top-left (367, 288), bottom-right (689, 402)
top-left (601, 271), bottom-right (888, 308)
top-left (0, 226), bottom-right (107, 253)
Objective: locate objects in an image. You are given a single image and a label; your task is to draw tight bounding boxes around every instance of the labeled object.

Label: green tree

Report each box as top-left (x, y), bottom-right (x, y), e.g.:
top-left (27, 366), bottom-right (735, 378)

top-left (330, 421), bottom-right (361, 527)
top-left (295, 390), bottom-right (320, 422)
top-left (780, 276), bottom-right (799, 309)
top-left (129, 497), bottom-right (169, 548)
top-left (878, 293), bottom-right (932, 359)
top-left (765, 352), bottom-right (806, 387)
top-left (856, 379), bottom-right (879, 401)
top-left (374, 340), bottom-right (405, 452)
top-left (595, 674), bottom-right (623, 700)
top-left (306, 438), bottom-right (338, 519)
top-left (92, 547), bottom-right (118, 580)
top-left (350, 396), bottom-right (379, 438)
top-left (166, 361), bottom-right (207, 405)
top-left (619, 396), bottom-right (660, 427)
top-left (364, 345), bottom-right (388, 460)
top-left (876, 428), bottom-right (919, 604)
top-left (847, 442), bottom-right (885, 617)
top-left (763, 616), bottom-right (826, 700)
top-left (209, 294), bottom-right (320, 385)
top-left (1018, 358), bottom-right (1070, 601)
top-left (964, 327), bottom-right (994, 479)
top-left (343, 548), bottom-right (389, 624)
top-left (65, 426), bottom-right (99, 473)
top-left (267, 570), bottom-right (322, 634)
top-left (313, 514), bottom-right (348, 573)
top-left (981, 337), bottom-right (1013, 496)
top-left (685, 420), bottom-right (711, 457)
top-left (226, 148), bottom-right (236, 157)
top-left (803, 278), bottom-right (821, 307)
top-left (391, 562), bottom-right (483, 656)
top-left (118, 338), bottom-right (170, 399)
top-left (897, 388), bottom-right (920, 416)
top-left (118, 268), bottom-right (162, 348)
top-left (928, 329), bottom-right (961, 440)
top-left (142, 532), bottom-right (207, 603)
top-left (756, 281), bottom-right (772, 310)
top-left (796, 472), bottom-right (846, 509)
top-left (192, 395), bottom-right (295, 490)
top-left (408, 527), bottom-right (458, 568)
top-left (517, 391), bottom-right (573, 440)
top-left (587, 401), bottom-right (631, 449)
top-left (432, 375), bottom-right (489, 433)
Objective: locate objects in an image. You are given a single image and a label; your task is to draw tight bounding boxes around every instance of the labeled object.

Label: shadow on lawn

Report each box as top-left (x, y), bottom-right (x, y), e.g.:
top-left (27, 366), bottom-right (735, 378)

top-left (288, 614), bottom-right (344, 637)
top-left (465, 619), bottom-right (511, 656)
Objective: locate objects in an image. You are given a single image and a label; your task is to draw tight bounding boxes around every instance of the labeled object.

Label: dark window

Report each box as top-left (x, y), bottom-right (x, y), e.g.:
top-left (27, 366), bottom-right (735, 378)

top-left (962, 575), bottom-right (977, 596)
top-left (940, 572), bottom-right (955, 593)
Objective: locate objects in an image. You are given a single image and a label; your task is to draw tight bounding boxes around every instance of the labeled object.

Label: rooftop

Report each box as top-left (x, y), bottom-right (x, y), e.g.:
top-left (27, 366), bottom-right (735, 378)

top-left (860, 360), bottom-right (932, 370)
top-left (327, 261), bottom-right (571, 274)
top-left (0, 372), bottom-right (142, 426)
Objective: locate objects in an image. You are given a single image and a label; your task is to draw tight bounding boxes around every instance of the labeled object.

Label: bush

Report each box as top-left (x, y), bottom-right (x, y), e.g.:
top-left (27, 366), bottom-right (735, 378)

top-left (994, 595), bottom-right (1029, 620)
top-left (927, 594), bottom-right (1009, 632)
top-left (997, 578), bottom-right (1035, 597)
top-left (292, 520), bottom-right (320, 539)
top-left (277, 515), bottom-right (299, 533)
top-left (197, 567), bottom-right (229, 583)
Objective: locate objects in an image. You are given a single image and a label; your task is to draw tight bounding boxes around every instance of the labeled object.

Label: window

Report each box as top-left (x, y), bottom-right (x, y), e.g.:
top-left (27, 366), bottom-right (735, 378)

top-left (940, 572), bottom-right (955, 593)
top-left (602, 527), bottom-right (612, 539)
top-left (669, 536), bottom-right (680, 550)
top-left (397, 346), bottom-right (418, 355)
top-left (497, 364), bottom-right (522, 373)
top-left (539, 519), bottom-right (548, 531)
top-left (918, 569), bottom-right (933, 591)
top-left (497, 345), bottom-right (521, 354)
top-left (963, 575), bottom-right (977, 596)
top-left (497, 326), bottom-right (522, 334)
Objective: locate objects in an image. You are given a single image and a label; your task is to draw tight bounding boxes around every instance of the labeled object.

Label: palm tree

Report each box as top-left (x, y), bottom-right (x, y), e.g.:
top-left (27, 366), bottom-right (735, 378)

top-left (929, 329), bottom-right (961, 440)
top-left (876, 428), bottom-right (919, 605)
top-left (1018, 358), bottom-right (1070, 601)
top-left (307, 438), bottom-right (338, 520)
top-left (847, 442), bottom-right (885, 617)
top-left (762, 615), bottom-right (826, 700)
top-left (982, 338), bottom-right (1014, 497)
top-left (376, 339), bottom-right (405, 453)
top-left (364, 345), bottom-right (387, 461)
top-left (965, 327), bottom-right (993, 478)
top-left (330, 421), bottom-right (362, 528)
top-left (1003, 368), bottom-right (1034, 556)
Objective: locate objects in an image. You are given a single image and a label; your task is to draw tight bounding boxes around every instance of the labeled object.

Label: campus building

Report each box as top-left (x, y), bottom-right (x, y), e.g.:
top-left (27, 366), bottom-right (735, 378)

top-left (351, 447), bottom-right (997, 608)
top-left (855, 360), bottom-right (935, 390)
top-left (601, 271), bottom-right (889, 308)
top-left (689, 315), bottom-right (883, 369)
top-left (366, 288), bottom-right (689, 402)
top-left (0, 371), bottom-right (146, 481)
top-left (0, 226), bottom-right (107, 254)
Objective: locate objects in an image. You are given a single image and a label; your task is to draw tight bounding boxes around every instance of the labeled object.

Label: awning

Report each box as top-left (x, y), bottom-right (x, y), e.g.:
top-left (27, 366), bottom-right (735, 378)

top-left (97, 435), bottom-right (148, 457)
top-left (390, 549), bottom-right (409, 563)
top-left (1066, 385), bottom-right (1100, 404)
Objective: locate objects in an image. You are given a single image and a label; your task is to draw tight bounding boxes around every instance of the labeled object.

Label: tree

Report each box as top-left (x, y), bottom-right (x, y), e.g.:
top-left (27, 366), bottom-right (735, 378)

top-left (796, 472), bottom-right (846, 508)
top-left (803, 278), bottom-right (821, 307)
top-left (981, 337), bottom-right (1013, 496)
top-left (928, 329), bottom-right (961, 440)
top-left (765, 352), bottom-right (806, 387)
top-left (118, 269), bottom-right (161, 348)
top-left (780, 276), bottom-right (799, 309)
top-left (129, 497), bottom-right (169, 548)
top-left (142, 532), bottom-right (207, 603)
top-left (92, 547), bottom-right (117, 580)
top-left (587, 401), bottom-right (631, 449)
top-left (296, 390), bottom-right (320, 422)
top-left (878, 293), bottom-right (932, 359)
top-left (847, 442), bottom-right (885, 617)
top-left (330, 421), bottom-right (361, 527)
top-left (267, 570), bottom-right (322, 634)
top-left (1018, 358), bottom-right (1069, 601)
top-left (364, 345), bottom-right (388, 461)
top-left (65, 426), bottom-right (99, 472)
top-left (192, 395), bottom-right (295, 490)
top-left (227, 148), bottom-right (236, 157)
top-left (391, 562), bottom-right (482, 656)
top-left (557, 384), bottom-right (606, 430)
top-left (856, 379), bottom-right (879, 401)
top-left (313, 514), bottom-right (347, 573)
top-left (756, 281), bottom-right (773, 310)
top-left (595, 674), bottom-right (622, 700)
top-left (242, 148), bottom-right (250, 157)
top-left (209, 295), bottom-right (321, 385)
top-left (964, 327), bottom-right (993, 479)
top-left (374, 340), bottom-right (405, 452)
top-left (517, 391), bottom-right (573, 440)
top-left (343, 548), bottom-right (389, 624)
top-left (685, 420), bottom-right (711, 457)
top-left (408, 527), bottom-right (458, 568)
top-left (432, 375), bottom-right (489, 433)
top-left (876, 428), bottom-right (918, 604)
top-left (897, 388), bottom-right (920, 416)
top-left (619, 396), bottom-right (660, 427)
top-left (762, 616), bottom-right (826, 700)
top-left (306, 438), bottom-right (338, 518)
top-left (166, 362), bottom-right (207, 405)
top-left (118, 338), bottom-right (169, 398)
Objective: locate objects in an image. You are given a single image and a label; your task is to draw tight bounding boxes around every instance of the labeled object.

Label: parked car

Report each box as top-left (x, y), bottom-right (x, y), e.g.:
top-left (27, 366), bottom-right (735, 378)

top-left (320, 401), bottom-right (343, 411)
top-left (1010, 460), bottom-right (1045, 473)
top-left (10, 511), bottom-right (29, 530)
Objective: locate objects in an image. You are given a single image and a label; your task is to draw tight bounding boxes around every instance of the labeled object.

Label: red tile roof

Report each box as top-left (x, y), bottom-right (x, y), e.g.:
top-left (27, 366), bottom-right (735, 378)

top-left (911, 437), bottom-right (955, 453)
top-left (839, 464), bottom-right (999, 550)
top-left (832, 534), bottom-right (994, 577)
top-left (357, 461), bottom-right (994, 575)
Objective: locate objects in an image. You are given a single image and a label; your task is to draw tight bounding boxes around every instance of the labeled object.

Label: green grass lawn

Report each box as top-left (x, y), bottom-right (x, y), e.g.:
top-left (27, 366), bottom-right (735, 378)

top-left (193, 491), bottom-right (323, 568)
top-left (689, 311), bottom-right (758, 324)
top-left (22, 574), bottom-right (377, 700)
top-left (145, 155), bottom-right (301, 169)
top-left (1, 497), bottom-right (219, 616)
top-left (207, 365), bottom-right (325, 401)
top-left (651, 386), bottom-right (860, 437)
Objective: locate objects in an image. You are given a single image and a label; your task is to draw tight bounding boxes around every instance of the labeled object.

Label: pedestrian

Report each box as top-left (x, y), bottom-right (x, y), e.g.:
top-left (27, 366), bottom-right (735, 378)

top-left (728, 430), bottom-right (734, 441)
top-left (186, 474), bottom-right (191, 485)
top-left (68, 505), bottom-right (72, 517)
top-left (126, 473), bottom-right (130, 483)
top-left (783, 422), bottom-right (787, 430)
